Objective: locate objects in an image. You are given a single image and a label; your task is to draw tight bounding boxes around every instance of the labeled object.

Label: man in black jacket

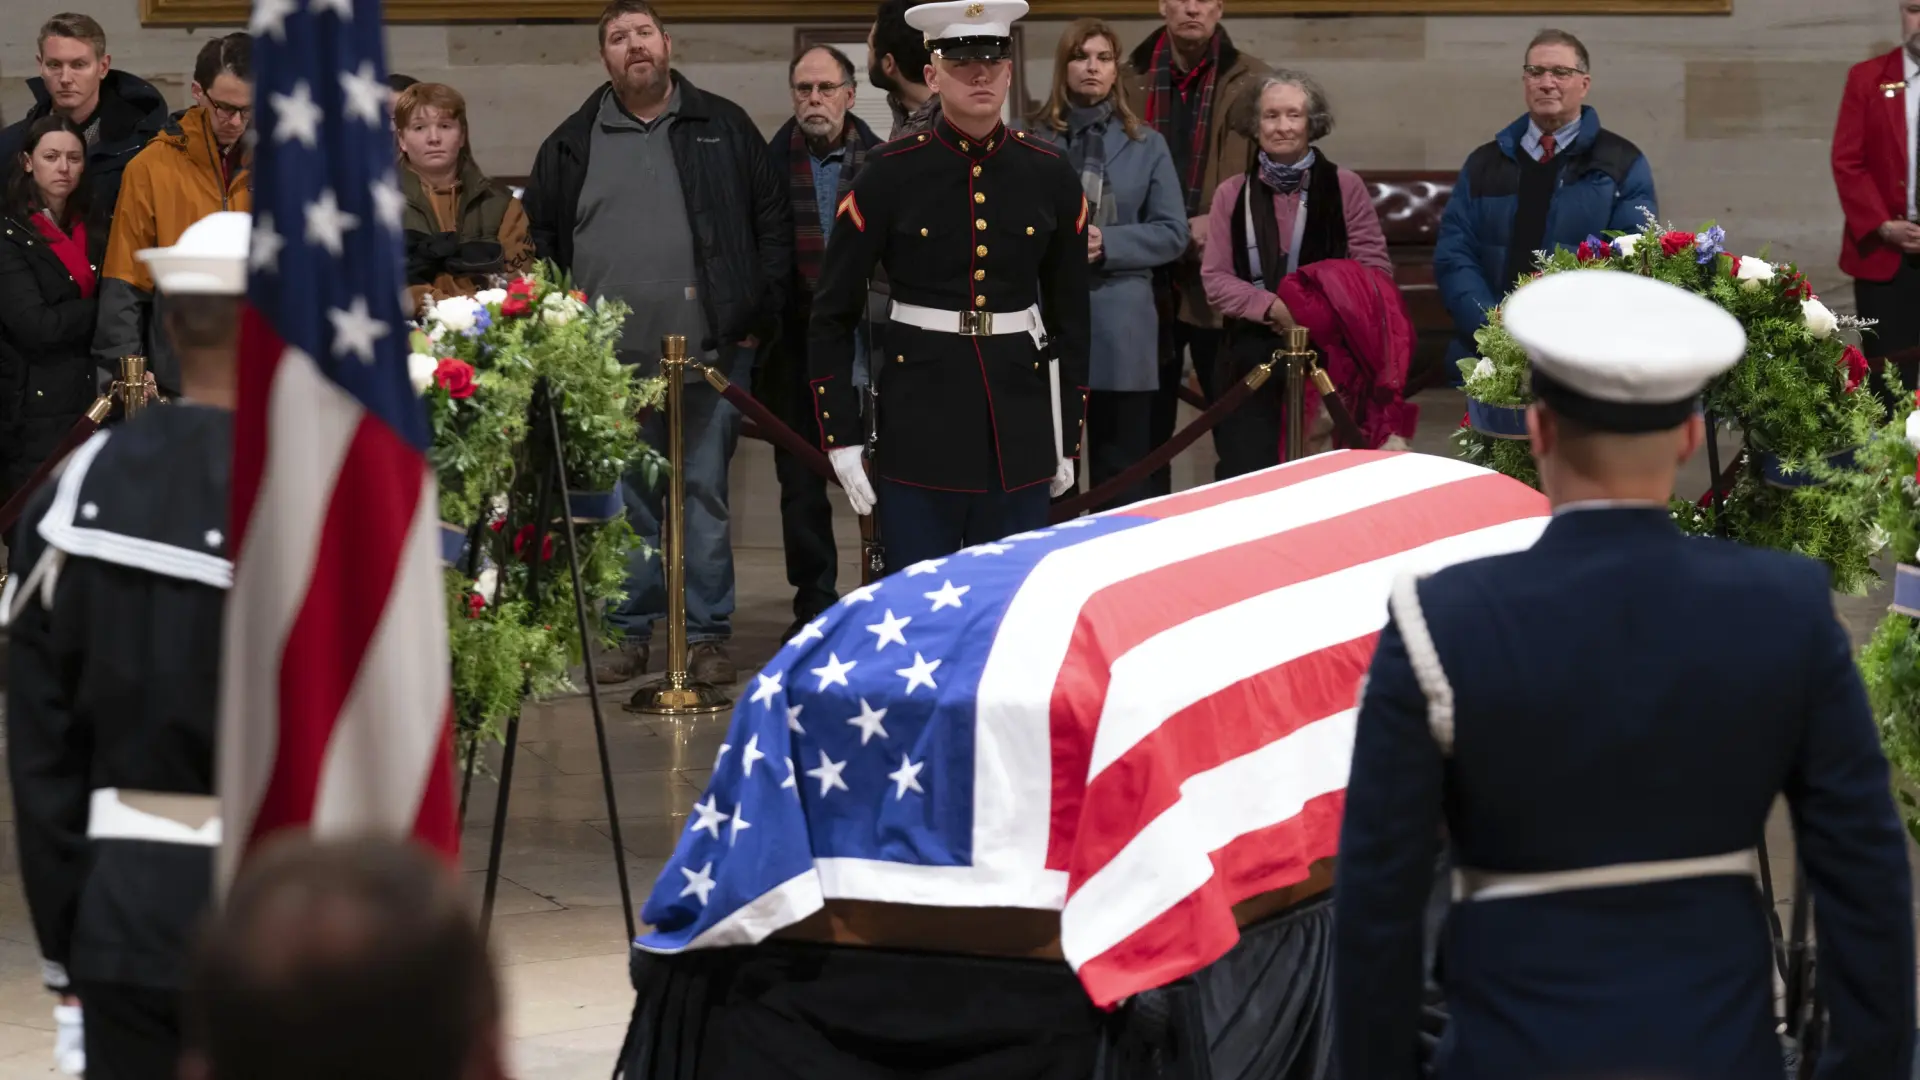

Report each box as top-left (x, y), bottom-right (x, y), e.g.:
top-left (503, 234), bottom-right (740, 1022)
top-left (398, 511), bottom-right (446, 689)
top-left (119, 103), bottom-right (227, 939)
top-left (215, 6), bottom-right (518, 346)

top-left (524, 0), bottom-right (790, 687)
top-left (0, 13), bottom-right (169, 226)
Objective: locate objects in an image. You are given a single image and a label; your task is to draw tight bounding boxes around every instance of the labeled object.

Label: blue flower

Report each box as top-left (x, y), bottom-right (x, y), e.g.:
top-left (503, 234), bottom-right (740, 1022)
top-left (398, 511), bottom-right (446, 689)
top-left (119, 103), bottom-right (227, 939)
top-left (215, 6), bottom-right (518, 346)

top-left (466, 307), bottom-right (494, 336)
top-left (1695, 225), bottom-right (1726, 264)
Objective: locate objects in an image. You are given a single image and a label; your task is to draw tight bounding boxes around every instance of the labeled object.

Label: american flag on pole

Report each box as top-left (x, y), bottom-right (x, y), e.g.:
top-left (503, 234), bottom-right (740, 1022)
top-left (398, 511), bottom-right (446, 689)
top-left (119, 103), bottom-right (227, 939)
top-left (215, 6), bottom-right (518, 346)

top-left (639, 451), bottom-right (1549, 1006)
top-left (217, 0), bottom-right (457, 886)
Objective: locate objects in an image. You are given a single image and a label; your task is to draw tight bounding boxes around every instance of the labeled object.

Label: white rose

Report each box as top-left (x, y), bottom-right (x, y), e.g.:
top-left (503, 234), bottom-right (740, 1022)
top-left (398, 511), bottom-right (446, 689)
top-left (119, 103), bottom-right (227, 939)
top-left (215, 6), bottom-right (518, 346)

top-left (1801, 297), bottom-right (1837, 339)
top-left (430, 296), bottom-right (480, 333)
top-left (1470, 357), bottom-right (1496, 382)
top-left (1905, 408), bottom-right (1920, 452)
top-left (1866, 522), bottom-right (1892, 556)
top-left (473, 287), bottom-right (508, 308)
top-left (1733, 257), bottom-right (1775, 292)
top-left (540, 291), bottom-right (582, 326)
top-left (1613, 234), bottom-right (1639, 257)
top-left (407, 352), bottom-right (438, 395)
top-left (474, 566), bottom-right (499, 603)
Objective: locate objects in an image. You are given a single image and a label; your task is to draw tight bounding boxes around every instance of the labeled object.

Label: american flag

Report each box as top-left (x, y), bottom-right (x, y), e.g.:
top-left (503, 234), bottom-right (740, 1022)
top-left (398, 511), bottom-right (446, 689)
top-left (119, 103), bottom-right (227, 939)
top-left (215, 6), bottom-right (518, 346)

top-left (639, 451), bottom-right (1549, 1006)
top-left (216, 0), bottom-right (457, 887)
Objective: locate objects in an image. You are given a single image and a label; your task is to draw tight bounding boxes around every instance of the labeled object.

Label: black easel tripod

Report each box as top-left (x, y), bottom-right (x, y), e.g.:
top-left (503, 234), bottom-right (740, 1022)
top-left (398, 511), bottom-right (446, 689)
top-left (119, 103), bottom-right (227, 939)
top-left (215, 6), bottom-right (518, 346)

top-left (461, 375), bottom-right (637, 943)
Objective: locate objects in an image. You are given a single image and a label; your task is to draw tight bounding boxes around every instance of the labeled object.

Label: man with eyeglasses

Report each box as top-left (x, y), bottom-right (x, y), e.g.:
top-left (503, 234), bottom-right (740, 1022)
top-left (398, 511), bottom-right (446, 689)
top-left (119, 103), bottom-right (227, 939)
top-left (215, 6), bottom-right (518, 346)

top-left (762, 45), bottom-right (884, 641)
top-left (1433, 29), bottom-right (1656, 383)
top-left (95, 33), bottom-right (253, 402)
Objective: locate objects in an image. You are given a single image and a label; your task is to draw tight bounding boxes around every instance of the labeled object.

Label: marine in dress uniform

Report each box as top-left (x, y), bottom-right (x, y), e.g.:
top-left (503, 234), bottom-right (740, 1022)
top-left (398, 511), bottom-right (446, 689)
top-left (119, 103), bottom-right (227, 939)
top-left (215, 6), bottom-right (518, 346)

top-left (809, 0), bottom-right (1091, 571)
top-left (1334, 271), bottom-right (1916, 1080)
top-left (4, 212), bottom-right (249, 1080)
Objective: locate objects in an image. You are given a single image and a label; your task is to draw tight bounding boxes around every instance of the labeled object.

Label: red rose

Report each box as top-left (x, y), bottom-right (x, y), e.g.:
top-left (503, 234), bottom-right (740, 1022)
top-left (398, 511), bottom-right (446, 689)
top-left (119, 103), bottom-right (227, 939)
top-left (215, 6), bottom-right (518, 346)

top-left (434, 357), bottom-right (476, 399)
top-left (1840, 344), bottom-right (1869, 393)
top-left (569, 289), bottom-right (587, 303)
top-left (1658, 231), bottom-right (1696, 257)
top-left (507, 277), bottom-right (536, 297)
top-left (1727, 255), bottom-right (1742, 277)
top-left (512, 523), bottom-right (555, 562)
top-left (501, 296), bottom-right (532, 318)
top-left (490, 518), bottom-right (504, 533)
top-left (1576, 240), bottom-right (1601, 262)
top-left (466, 592), bottom-right (485, 619)
top-left (1458, 410), bottom-right (1469, 429)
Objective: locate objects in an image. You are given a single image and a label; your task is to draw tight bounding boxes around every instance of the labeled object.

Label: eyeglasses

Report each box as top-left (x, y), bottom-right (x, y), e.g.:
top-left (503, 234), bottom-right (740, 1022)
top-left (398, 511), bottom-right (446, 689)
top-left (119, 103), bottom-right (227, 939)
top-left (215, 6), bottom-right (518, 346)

top-left (1522, 65), bottom-right (1587, 82)
top-left (792, 81), bottom-right (849, 99)
top-left (206, 96), bottom-right (252, 122)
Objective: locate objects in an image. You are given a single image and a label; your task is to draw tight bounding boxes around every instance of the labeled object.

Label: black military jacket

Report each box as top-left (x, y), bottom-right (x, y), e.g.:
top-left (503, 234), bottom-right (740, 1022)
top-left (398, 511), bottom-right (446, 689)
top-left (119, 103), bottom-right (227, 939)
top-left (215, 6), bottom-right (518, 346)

top-left (5, 405), bottom-right (230, 990)
top-left (808, 115), bottom-right (1091, 493)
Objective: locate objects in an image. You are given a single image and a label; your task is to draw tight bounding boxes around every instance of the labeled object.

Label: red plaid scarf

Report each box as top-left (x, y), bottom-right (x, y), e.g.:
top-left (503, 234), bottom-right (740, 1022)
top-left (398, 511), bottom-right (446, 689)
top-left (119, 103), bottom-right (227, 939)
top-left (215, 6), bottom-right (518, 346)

top-left (790, 123), bottom-right (868, 293)
top-left (1143, 29), bottom-right (1224, 217)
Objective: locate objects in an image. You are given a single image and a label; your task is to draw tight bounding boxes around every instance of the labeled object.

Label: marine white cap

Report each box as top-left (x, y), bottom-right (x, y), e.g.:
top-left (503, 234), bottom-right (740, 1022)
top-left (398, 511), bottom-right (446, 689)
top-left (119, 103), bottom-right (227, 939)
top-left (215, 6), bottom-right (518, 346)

top-left (906, 0), bottom-right (1028, 61)
top-left (1505, 270), bottom-right (1746, 432)
top-left (136, 211), bottom-right (251, 296)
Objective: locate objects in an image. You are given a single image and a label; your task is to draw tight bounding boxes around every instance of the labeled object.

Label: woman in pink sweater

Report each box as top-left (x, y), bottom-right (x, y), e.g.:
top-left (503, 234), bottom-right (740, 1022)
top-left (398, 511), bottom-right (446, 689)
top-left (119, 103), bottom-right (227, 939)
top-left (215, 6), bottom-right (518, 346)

top-left (1200, 71), bottom-right (1393, 474)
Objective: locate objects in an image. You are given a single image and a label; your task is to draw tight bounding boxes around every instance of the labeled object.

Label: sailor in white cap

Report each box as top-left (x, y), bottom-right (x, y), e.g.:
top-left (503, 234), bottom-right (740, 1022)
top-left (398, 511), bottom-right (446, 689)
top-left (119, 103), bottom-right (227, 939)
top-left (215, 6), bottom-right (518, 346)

top-left (810, 0), bottom-right (1092, 569)
top-left (6, 209), bottom-right (250, 1080)
top-left (1333, 270), bottom-right (1915, 1080)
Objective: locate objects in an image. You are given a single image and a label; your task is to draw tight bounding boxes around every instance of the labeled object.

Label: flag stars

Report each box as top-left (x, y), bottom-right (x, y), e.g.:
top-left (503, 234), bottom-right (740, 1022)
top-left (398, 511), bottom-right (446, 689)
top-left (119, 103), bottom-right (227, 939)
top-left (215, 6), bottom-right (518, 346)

top-left (805, 750), bottom-right (850, 796)
top-left (888, 755), bottom-right (926, 799)
top-left (965, 542), bottom-right (1011, 556)
top-left (729, 803), bottom-right (751, 845)
top-left (305, 187), bottom-right (360, 256)
top-left (897, 652), bottom-right (942, 695)
top-left (310, 0), bottom-right (355, 19)
top-left (845, 699), bottom-right (890, 745)
top-left (904, 559), bottom-right (947, 576)
top-left (679, 861), bottom-right (717, 906)
top-left (688, 795), bottom-right (728, 840)
top-left (865, 609), bottom-right (911, 651)
top-left (925, 580), bottom-right (970, 612)
top-left (251, 214), bottom-right (284, 272)
top-left (740, 734), bottom-right (765, 777)
top-left (327, 296), bottom-right (390, 364)
top-left (789, 616), bottom-right (827, 646)
top-left (749, 671), bottom-right (783, 708)
top-left (1005, 531), bottom-right (1053, 541)
top-left (786, 703), bottom-right (806, 735)
top-left (339, 60), bottom-right (388, 126)
top-left (810, 652), bottom-right (856, 691)
top-left (249, 0), bottom-right (297, 40)
top-left (841, 582), bottom-right (881, 606)
top-left (270, 80), bottom-right (323, 148)
top-left (781, 758), bottom-right (798, 790)
top-left (714, 743), bottom-right (730, 768)
top-left (370, 174), bottom-right (407, 231)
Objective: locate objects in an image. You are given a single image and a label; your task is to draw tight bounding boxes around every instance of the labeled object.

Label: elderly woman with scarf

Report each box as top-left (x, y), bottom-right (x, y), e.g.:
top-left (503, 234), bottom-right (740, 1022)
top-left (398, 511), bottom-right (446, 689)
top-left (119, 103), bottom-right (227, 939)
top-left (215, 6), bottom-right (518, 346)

top-left (1031, 19), bottom-right (1188, 509)
top-left (395, 82), bottom-right (532, 312)
top-left (1201, 71), bottom-right (1412, 477)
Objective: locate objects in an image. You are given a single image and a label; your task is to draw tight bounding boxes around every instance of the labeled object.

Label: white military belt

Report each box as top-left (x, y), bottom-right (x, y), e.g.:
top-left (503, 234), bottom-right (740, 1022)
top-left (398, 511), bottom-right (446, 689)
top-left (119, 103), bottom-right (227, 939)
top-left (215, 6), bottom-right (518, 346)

top-left (890, 300), bottom-right (1039, 338)
top-left (88, 788), bottom-right (222, 847)
top-left (1453, 849), bottom-right (1759, 903)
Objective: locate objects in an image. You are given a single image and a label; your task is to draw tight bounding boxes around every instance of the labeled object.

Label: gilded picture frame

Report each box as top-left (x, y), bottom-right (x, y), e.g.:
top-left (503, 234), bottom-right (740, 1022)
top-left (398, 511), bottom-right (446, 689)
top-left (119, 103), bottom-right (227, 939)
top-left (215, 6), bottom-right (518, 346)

top-left (141, 0), bottom-right (1729, 28)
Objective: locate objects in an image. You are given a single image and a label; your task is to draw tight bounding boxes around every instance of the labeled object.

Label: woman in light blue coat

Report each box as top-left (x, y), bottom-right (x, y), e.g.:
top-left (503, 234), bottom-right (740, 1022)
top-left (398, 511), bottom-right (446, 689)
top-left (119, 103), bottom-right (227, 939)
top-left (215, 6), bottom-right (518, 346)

top-left (1031, 18), bottom-right (1189, 509)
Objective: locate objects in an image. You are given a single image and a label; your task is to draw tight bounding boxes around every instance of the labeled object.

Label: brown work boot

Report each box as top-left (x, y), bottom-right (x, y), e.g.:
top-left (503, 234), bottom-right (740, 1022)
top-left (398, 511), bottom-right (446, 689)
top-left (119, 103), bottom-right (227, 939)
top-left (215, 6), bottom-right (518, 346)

top-left (592, 640), bottom-right (651, 685)
top-left (688, 641), bottom-right (736, 686)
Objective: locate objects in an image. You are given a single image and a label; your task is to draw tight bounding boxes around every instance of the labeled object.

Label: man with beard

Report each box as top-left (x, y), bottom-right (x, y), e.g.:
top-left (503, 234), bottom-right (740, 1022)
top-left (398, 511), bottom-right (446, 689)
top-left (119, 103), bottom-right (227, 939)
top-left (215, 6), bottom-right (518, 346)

top-left (763, 46), bottom-right (883, 640)
top-left (868, 0), bottom-right (939, 138)
top-left (525, 0), bottom-right (789, 689)
top-left (811, 0), bottom-right (1089, 570)
top-left (1832, 0), bottom-right (1920, 393)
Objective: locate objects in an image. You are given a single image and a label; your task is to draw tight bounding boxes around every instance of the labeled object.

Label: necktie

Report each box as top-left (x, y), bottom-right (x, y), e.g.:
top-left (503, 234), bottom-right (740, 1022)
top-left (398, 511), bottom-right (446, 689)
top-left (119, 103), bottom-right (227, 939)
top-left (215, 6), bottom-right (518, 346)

top-left (1539, 133), bottom-right (1557, 162)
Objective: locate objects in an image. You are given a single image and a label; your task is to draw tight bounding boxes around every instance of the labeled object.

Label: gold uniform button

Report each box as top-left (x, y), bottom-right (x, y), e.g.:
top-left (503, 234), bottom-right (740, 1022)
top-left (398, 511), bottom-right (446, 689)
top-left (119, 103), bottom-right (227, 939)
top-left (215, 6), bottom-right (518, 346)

top-left (972, 165), bottom-right (982, 177)
top-left (918, 134), bottom-right (928, 142)
top-left (1026, 226), bottom-right (1035, 235)
top-left (895, 355), bottom-right (905, 363)
top-left (975, 295), bottom-right (987, 308)
top-left (973, 269), bottom-right (985, 281)
top-left (1015, 131), bottom-right (1026, 139)
top-left (826, 435), bottom-right (836, 444)
top-left (975, 218), bottom-right (988, 230)
top-left (959, 140), bottom-right (970, 150)
top-left (816, 386), bottom-right (825, 394)
top-left (920, 228), bottom-right (928, 237)
top-left (822, 411), bottom-right (830, 419)
top-left (977, 245), bottom-right (988, 257)
top-left (974, 193), bottom-right (986, 204)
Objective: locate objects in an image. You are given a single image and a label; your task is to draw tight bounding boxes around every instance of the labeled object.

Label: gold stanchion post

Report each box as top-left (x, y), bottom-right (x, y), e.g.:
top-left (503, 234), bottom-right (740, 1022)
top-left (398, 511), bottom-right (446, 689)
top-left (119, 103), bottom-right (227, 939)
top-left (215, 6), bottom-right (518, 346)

top-left (116, 356), bottom-right (149, 420)
top-left (628, 335), bottom-right (733, 717)
top-left (1281, 327), bottom-right (1311, 462)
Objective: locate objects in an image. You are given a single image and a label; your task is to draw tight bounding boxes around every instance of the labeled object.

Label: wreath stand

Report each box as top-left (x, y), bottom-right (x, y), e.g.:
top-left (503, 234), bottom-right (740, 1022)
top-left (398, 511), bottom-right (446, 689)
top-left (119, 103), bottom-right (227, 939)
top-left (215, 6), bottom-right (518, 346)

top-left (454, 375), bottom-right (638, 943)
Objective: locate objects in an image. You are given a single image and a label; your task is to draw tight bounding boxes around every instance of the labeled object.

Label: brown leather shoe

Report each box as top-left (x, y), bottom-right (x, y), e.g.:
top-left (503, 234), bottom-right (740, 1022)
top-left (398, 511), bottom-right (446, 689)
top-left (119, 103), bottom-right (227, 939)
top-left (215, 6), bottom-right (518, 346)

top-left (592, 640), bottom-right (651, 685)
top-left (688, 641), bottom-right (735, 686)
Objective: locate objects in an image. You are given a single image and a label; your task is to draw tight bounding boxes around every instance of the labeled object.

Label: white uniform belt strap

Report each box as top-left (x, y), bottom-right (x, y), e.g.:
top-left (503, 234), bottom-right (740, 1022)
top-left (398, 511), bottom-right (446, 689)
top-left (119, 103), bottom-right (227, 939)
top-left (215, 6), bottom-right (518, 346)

top-left (88, 788), bottom-right (222, 846)
top-left (890, 300), bottom-right (1039, 337)
top-left (1453, 849), bottom-right (1759, 902)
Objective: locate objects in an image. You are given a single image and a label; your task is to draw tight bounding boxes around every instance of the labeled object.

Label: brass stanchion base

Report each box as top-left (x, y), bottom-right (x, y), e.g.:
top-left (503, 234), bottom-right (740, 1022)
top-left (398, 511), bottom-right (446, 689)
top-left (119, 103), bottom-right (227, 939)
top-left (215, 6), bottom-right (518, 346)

top-left (625, 673), bottom-right (733, 716)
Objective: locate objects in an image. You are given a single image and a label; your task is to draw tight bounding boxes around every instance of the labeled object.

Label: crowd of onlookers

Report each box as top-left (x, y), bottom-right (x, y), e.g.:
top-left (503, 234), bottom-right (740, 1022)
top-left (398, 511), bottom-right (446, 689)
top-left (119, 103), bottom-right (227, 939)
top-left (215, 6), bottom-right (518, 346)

top-left (0, 1), bottom-right (1664, 693)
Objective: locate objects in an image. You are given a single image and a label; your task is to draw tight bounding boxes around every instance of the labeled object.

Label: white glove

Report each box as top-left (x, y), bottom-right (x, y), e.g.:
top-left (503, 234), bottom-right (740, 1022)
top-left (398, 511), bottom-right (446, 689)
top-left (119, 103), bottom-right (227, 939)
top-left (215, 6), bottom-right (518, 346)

top-left (1049, 454), bottom-right (1076, 498)
top-left (53, 1002), bottom-right (83, 1076)
top-left (829, 446), bottom-right (877, 516)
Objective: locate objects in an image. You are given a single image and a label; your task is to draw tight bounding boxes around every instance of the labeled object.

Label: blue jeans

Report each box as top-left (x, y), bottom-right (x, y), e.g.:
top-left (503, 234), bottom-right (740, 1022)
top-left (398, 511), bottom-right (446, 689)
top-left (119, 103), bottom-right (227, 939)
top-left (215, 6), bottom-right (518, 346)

top-left (609, 348), bottom-right (748, 644)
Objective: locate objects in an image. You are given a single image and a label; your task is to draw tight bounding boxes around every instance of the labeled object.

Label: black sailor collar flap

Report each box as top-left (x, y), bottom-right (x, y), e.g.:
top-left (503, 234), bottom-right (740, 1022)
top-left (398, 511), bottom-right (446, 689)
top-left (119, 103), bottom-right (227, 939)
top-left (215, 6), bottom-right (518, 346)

top-left (36, 421), bottom-right (233, 590)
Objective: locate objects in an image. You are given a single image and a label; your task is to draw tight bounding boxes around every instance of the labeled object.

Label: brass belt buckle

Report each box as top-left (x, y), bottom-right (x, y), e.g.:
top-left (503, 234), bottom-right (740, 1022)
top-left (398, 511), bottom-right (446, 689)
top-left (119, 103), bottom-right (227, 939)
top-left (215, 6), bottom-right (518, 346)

top-left (957, 310), bottom-right (992, 336)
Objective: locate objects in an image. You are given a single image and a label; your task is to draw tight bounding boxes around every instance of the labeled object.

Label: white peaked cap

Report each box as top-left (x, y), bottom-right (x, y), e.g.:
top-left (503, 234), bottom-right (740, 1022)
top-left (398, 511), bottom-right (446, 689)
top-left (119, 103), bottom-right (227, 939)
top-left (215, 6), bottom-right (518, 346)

top-left (136, 211), bottom-right (251, 296)
top-left (1505, 270), bottom-right (1747, 432)
top-left (906, 1), bottom-right (1029, 58)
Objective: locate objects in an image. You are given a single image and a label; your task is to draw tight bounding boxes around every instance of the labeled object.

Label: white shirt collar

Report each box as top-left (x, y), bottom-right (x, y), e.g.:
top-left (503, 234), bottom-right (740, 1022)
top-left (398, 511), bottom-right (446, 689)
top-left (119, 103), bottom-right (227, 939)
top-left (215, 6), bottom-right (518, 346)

top-left (1552, 498), bottom-right (1668, 516)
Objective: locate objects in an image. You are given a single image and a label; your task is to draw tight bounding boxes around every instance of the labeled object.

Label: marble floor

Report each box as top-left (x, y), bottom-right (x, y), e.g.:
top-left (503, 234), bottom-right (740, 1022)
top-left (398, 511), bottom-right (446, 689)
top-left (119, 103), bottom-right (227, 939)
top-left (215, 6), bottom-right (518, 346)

top-left (0, 386), bottom-right (1909, 1078)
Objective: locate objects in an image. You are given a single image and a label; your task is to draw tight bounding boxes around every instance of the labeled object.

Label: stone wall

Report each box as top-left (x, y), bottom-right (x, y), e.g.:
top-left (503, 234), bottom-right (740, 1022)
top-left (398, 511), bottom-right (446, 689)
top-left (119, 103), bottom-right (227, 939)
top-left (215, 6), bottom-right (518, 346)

top-left (0, 0), bottom-right (1903, 297)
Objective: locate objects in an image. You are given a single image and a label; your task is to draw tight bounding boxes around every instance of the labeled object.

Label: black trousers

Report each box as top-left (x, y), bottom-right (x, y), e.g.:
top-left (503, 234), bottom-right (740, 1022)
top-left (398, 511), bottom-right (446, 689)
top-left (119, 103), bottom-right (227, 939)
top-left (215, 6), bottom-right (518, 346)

top-left (1086, 389), bottom-right (1154, 511)
top-left (1857, 257), bottom-right (1920, 398)
top-left (876, 476), bottom-right (1050, 573)
top-left (77, 981), bottom-right (180, 1080)
top-left (765, 343), bottom-right (840, 622)
top-left (1150, 321), bottom-right (1222, 495)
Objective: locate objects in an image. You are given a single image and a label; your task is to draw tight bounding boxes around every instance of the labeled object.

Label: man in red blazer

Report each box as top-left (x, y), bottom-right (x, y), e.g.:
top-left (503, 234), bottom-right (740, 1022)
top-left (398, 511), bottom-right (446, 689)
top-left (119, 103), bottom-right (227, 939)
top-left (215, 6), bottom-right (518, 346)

top-left (1833, 2), bottom-right (1920, 390)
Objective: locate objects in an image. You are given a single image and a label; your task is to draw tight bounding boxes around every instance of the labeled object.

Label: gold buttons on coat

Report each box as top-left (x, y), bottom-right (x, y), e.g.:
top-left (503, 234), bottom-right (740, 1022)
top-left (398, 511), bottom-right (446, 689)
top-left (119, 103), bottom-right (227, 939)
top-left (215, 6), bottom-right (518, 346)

top-left (816, 386), bottom-right (825, 394)
top-left (974, 193), bottom-right (986, 204)
top-left (895, 355), bottom-right (905, 364)
top-left (975, 296), bottom-right (987, 308)
top-left (977, 245), bottom-right (988, 257)
top-left (975, 218), bottom-right (987, 230)
top-left (920, 228), bottom-right (928, 237)
top-left (827, 435), bottom-right (836, 444)
top-left (973, 269), bottom-right (985, 281)
top-left (972, 166), bottom-right (982, 177)
top-left (919, 134), bottom-right (928, 142)
top-left (1026, 227), bottom-right (1035, 235)
top-left (822, 411), bottom-right (830, 419)
top-left (959, 140), bottom-right (970, 150)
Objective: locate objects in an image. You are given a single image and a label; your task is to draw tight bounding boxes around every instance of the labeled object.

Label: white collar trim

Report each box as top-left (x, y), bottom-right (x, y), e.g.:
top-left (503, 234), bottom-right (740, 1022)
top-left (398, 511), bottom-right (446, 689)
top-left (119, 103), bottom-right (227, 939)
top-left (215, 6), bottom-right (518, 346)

top-left (35, 430), bottom-right (232, 590)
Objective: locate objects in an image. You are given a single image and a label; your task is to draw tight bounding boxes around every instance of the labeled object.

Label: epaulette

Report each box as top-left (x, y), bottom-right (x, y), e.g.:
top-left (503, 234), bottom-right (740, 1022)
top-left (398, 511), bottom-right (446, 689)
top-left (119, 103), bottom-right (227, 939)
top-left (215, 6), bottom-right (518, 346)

top-left (881, 131), bottom-right (936, 157)
top-left (1008, 129), bottom-right (1062, 159)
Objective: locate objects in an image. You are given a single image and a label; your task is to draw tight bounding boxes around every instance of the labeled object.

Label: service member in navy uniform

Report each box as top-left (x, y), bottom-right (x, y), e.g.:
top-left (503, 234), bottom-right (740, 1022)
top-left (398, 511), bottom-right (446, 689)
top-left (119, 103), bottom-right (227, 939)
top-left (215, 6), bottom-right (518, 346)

top-left (809, 0), bottom-right (1091, 570)
top-left (4, 211), bottom-right (249, 1080)
top-left (1334, 270), bottom-right (1916, 1080)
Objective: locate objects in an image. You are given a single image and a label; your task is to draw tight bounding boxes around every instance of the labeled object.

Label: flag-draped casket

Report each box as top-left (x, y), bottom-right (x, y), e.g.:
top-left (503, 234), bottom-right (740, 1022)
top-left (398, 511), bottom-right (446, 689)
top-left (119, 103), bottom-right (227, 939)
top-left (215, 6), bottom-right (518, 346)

top-left (640, 450), bottom-right (1549, 1010)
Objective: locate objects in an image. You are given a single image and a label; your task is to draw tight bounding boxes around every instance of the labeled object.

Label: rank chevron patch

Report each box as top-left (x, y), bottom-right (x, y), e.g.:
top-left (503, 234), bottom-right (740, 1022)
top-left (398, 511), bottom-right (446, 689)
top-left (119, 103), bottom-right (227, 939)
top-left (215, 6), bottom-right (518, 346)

top-left (837, 191), bottom-right (866, 232)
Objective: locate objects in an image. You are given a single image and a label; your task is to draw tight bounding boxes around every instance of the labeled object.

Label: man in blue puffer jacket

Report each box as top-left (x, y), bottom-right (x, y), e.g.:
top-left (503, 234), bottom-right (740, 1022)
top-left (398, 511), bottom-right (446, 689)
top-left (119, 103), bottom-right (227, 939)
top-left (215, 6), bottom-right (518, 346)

top-left (1434, 29), bottom-right (1656, 375)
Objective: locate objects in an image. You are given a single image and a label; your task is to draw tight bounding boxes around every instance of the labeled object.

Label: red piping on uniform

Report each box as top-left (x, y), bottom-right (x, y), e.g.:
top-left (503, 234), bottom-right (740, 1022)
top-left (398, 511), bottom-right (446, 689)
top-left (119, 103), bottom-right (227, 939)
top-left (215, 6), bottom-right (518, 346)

top-left (878, 472), bottom-right (989, 494)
